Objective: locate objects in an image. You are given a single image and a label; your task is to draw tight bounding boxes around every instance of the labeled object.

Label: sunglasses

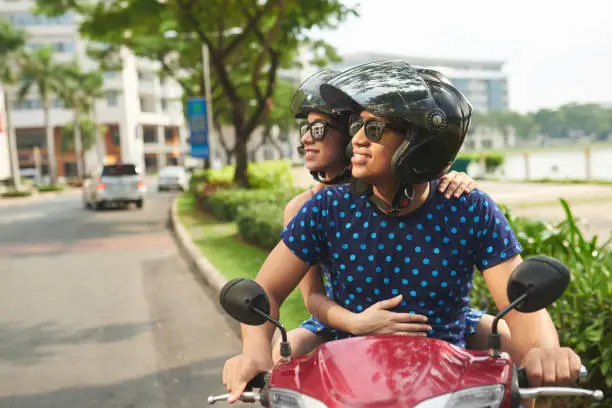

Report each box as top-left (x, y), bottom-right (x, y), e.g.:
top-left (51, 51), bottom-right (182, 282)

top-left (348, 115), bottom-right (408, 143)
top-left (299, 120), bottom-right (341, 141)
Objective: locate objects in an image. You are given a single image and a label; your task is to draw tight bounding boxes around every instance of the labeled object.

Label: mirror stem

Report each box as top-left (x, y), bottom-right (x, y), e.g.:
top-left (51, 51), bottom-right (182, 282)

top-left (251, 307), bottom-right (292, 360)
top-left (489, 291), bottom-right (529, 358)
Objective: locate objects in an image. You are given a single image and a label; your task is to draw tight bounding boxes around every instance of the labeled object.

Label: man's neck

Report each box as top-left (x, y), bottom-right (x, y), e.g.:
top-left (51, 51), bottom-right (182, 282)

top-left (372, 181), bottom-right (430, 216)
top-left (317, 164), bottom-right (347, 184)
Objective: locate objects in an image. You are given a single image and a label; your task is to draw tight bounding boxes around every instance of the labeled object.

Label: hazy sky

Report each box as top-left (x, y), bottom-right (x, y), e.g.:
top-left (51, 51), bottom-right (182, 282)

top-left (312, 0), bottom-right (612, 113)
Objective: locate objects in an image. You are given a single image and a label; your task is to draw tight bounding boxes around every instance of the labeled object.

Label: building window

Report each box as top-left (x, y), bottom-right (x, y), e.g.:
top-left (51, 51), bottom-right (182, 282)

top-left (103, 71), bottom-right (117, 79)
top-left (107, 92), bottom-right (118, 107)
top-left (64, 162), bottom-right (77, 178)
top-left (110, 126), bottom-right (121, 146)
top-left (161, 99), bottom-right (168, 112)
top-left (482, 140), bottom-right (493, 150)
top-left (142, 127), bottom-right (157, 143)
top-left (164, 127), bottom-right (175, 142)
top-left (55, 42), bottom-right (75, 53)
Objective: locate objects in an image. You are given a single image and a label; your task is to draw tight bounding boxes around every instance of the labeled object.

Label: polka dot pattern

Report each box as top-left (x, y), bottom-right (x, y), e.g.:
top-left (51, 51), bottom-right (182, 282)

top-left (282, 181), bottom-right (523, 347)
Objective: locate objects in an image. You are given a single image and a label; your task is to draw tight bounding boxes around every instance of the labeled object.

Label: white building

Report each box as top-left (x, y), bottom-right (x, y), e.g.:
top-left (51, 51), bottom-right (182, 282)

top-left (0, 0), bottom-right (188, 177)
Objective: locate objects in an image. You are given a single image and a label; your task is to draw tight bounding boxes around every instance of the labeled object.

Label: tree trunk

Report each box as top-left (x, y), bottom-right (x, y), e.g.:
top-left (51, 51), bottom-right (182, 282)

top-left (214, 120), bottom-right (234, 165)
top-left (4, 90), bottom-right (22, 190)
top-left (233, 131), bottom-right (249, 187)
top-left (73, 110), bottom-right (84, 178)
top-left (44, 97), bottom-right (57, 185)
top-left (92, 106), bottom-right (104, 166)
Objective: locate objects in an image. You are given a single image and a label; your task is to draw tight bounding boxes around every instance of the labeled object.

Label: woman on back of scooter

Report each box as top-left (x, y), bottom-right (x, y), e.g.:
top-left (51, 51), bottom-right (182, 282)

top-left (272, 68), bottom-right (509, 362)
top-left (223, 60), bottom-right (581, 404)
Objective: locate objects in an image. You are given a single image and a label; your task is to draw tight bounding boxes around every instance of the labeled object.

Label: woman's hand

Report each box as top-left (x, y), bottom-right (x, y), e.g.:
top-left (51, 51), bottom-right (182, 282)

top-left (438, 170), bottom-right (477, 199)
top-left (348, 295), bottom-right (432, 336)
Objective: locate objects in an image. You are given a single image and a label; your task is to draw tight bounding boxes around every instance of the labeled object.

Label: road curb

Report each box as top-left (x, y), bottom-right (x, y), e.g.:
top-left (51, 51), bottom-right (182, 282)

top-left (168, 197), bottom-right (244, 340)
top-left (169, 197), bottom-right (228, 294)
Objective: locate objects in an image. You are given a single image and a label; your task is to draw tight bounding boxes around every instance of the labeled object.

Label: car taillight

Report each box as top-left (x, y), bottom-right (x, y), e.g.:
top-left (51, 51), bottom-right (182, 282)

top-left (137, 180), bottom-right (144, 188)
top-left (97, 183), bottom-right (105, 191)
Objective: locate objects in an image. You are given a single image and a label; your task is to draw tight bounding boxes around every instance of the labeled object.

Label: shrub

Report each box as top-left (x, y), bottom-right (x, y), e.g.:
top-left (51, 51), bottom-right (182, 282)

top-left (190, 160), bottom-right (295, 195)
top-left (456, 152), bottom-right (506, 173)
top-left (470, 199), bottom-right (612, 402)
top-left (207, 187), bottom-right (304, 221)
top-left (236, 201), bottom-right (286, 251)
top-left (37, 184), bottom-right (65, 192)
top-left (247, 160), bottom-right (294, 189)
top-left (189, 169), bottom-right (210, 196)
top-left (1, 190), bottom-right (32, 198)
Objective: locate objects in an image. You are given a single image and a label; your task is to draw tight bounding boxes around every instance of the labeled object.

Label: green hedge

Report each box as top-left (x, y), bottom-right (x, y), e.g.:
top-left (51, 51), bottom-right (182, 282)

top-left (208, 187), bottom-right (304, 222)
top-left (189, 160), bottom-right (294, 195)
top-left (1, 190), bottom-right (33, 198)
top-left (37, 184), bottom-right (65, 192)
top-left (456, 152), bottom-right (506, 172)
top-left (236, 201), bottom-right (286, 251)
top-left (470, 200), bottom-right (612, 401)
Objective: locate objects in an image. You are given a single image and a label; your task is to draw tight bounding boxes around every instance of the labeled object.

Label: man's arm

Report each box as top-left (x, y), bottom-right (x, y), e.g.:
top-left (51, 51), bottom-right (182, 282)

top-left (482, 254), bottom-right (560, 362)
top-left (242, 241), bottom-right (312, 358)
top-left (471, 190), bottom-right (580, 390)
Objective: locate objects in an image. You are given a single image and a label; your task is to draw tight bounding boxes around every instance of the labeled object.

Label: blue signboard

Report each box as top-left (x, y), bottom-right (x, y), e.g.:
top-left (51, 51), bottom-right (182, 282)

top-left (187, 97), bottom-right (209, 159)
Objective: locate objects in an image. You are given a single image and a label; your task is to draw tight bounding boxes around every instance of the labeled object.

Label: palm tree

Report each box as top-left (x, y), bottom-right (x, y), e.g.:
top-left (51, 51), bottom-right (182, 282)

top-left (0, 18), bottom-right (25, 189)
top-left (79, 70), bottom-right (106, 167)
top-left (56, 60), bottom-right (87, 178)
top-left (18, 46), bottom-right (64, 185)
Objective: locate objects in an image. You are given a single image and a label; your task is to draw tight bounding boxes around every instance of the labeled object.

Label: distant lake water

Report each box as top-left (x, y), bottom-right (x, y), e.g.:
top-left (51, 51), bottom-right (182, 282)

top-left (488, 148), bottom-right (612, 181)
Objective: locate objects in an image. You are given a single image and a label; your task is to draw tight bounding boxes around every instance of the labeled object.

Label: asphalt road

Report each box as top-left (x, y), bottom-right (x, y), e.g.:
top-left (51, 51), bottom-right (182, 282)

top-left (0, 187), bottom-right (242, 407)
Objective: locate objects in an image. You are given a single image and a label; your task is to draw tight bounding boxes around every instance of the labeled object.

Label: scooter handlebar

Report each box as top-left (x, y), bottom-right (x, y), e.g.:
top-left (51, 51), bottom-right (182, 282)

top-left (517, 364), bottom-right (588, 387)
top-left (207, 372), bottom-right (268, 405)
top-left (517, 364), bottom-right (605, 402)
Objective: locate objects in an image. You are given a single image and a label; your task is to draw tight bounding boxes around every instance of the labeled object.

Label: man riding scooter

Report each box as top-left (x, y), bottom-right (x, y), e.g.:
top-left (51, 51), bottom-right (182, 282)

top-left (222, 60), bottom-right (581, 406)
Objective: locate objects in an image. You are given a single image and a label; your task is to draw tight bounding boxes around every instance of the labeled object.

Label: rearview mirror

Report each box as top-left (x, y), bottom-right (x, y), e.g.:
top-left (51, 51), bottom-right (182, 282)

top-left (219, 278), bottom-right (271, 325)
top-left (507, 255), bottom-right (570, 313)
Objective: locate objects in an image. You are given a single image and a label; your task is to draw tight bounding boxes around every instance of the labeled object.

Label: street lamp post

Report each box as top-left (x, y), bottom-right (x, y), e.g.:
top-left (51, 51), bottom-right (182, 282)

top-left (163, 30), bottom-right (218, 167)
top-left (201, 42), bottom-right (215, 167)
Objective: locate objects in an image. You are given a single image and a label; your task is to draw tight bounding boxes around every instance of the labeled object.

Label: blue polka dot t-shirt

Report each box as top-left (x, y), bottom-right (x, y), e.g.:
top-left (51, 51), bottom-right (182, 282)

top-left (280, 181), bottom-right (523, 348)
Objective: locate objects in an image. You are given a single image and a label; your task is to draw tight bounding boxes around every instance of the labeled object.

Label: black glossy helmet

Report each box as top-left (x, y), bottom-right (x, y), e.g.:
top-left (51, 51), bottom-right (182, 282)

top-left (291, 69), bottom-right (353, 184)
top-left (320, 59), bottom-right (472, 185)
top-left (290, 69), bottom-right (340, 119)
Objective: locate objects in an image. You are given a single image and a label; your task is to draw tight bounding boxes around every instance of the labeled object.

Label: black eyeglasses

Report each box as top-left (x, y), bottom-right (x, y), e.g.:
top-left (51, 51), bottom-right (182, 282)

top-left (299, 120), bottom-right (341, 141)
top-left (348, 115), bottom-right (407, 143)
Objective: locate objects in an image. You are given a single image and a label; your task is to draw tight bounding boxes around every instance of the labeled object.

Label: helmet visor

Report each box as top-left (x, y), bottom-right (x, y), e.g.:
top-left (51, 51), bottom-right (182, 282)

top-left (290, 69), bottom-right (338, 118)
top-left (320, 60), bottom-right (440, 126)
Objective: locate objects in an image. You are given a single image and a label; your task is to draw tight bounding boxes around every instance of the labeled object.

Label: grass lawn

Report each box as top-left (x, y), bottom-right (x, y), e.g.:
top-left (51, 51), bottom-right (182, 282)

top-left (177, 193), bottom-right (310, 330)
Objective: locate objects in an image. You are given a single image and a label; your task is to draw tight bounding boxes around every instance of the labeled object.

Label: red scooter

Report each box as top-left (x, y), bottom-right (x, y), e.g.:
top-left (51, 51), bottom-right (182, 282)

top-left (209, 255), bottom-right (605, 407)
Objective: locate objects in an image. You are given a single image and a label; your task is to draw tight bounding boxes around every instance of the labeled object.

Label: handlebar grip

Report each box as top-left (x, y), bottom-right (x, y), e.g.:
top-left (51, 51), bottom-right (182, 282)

top-left (517, 364), bottom-right (587, 388)
top-left (245, 372), bottom-right (267, 390)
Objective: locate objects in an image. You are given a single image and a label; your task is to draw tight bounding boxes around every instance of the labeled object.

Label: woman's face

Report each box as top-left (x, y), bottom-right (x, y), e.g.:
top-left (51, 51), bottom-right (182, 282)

top-left (349, 110), bottom-right (406, 184)
top-left (301, 112), bottom-right (347, 174)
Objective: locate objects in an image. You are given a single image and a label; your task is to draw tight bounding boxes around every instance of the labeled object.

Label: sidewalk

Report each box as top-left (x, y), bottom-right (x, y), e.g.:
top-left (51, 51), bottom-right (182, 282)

top-left (291, 168), bottom-right (612, 240)
top-left (0, 188), bottom-right (81, 207)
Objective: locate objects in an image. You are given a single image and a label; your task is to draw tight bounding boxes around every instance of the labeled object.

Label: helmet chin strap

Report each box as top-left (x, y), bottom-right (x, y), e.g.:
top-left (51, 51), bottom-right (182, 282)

top-left (350, 179), bottom-right (414, 215)
top-left (310, 167), bottom-right (351, 185)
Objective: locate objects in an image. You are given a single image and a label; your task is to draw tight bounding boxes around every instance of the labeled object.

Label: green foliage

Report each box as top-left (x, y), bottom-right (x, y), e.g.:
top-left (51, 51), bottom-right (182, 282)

top-left (34, 0), bottom-right (358, 185)
top-left (1, 190), bottom-right (32, 198)
top-left (191, 159), bottom-right (295, 195)
top-left (456, 152), bottom-right (506, 172)
top-left (37, 184), bottom-right (65, 192)
top-left (208, 186), bottom-right (303, 222)
top-left (470, 103), bottom-right (612, 142)
top-left (236, 201), bottom-right (286, 251)
top-left (60, 118), bottom-right (98, 152)
top-left (470, 200), bottom-right (612, 398)
top-left (0, 17), bottom-right (25, 57)
top-left (247, 159), bottom-right (294, 189)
